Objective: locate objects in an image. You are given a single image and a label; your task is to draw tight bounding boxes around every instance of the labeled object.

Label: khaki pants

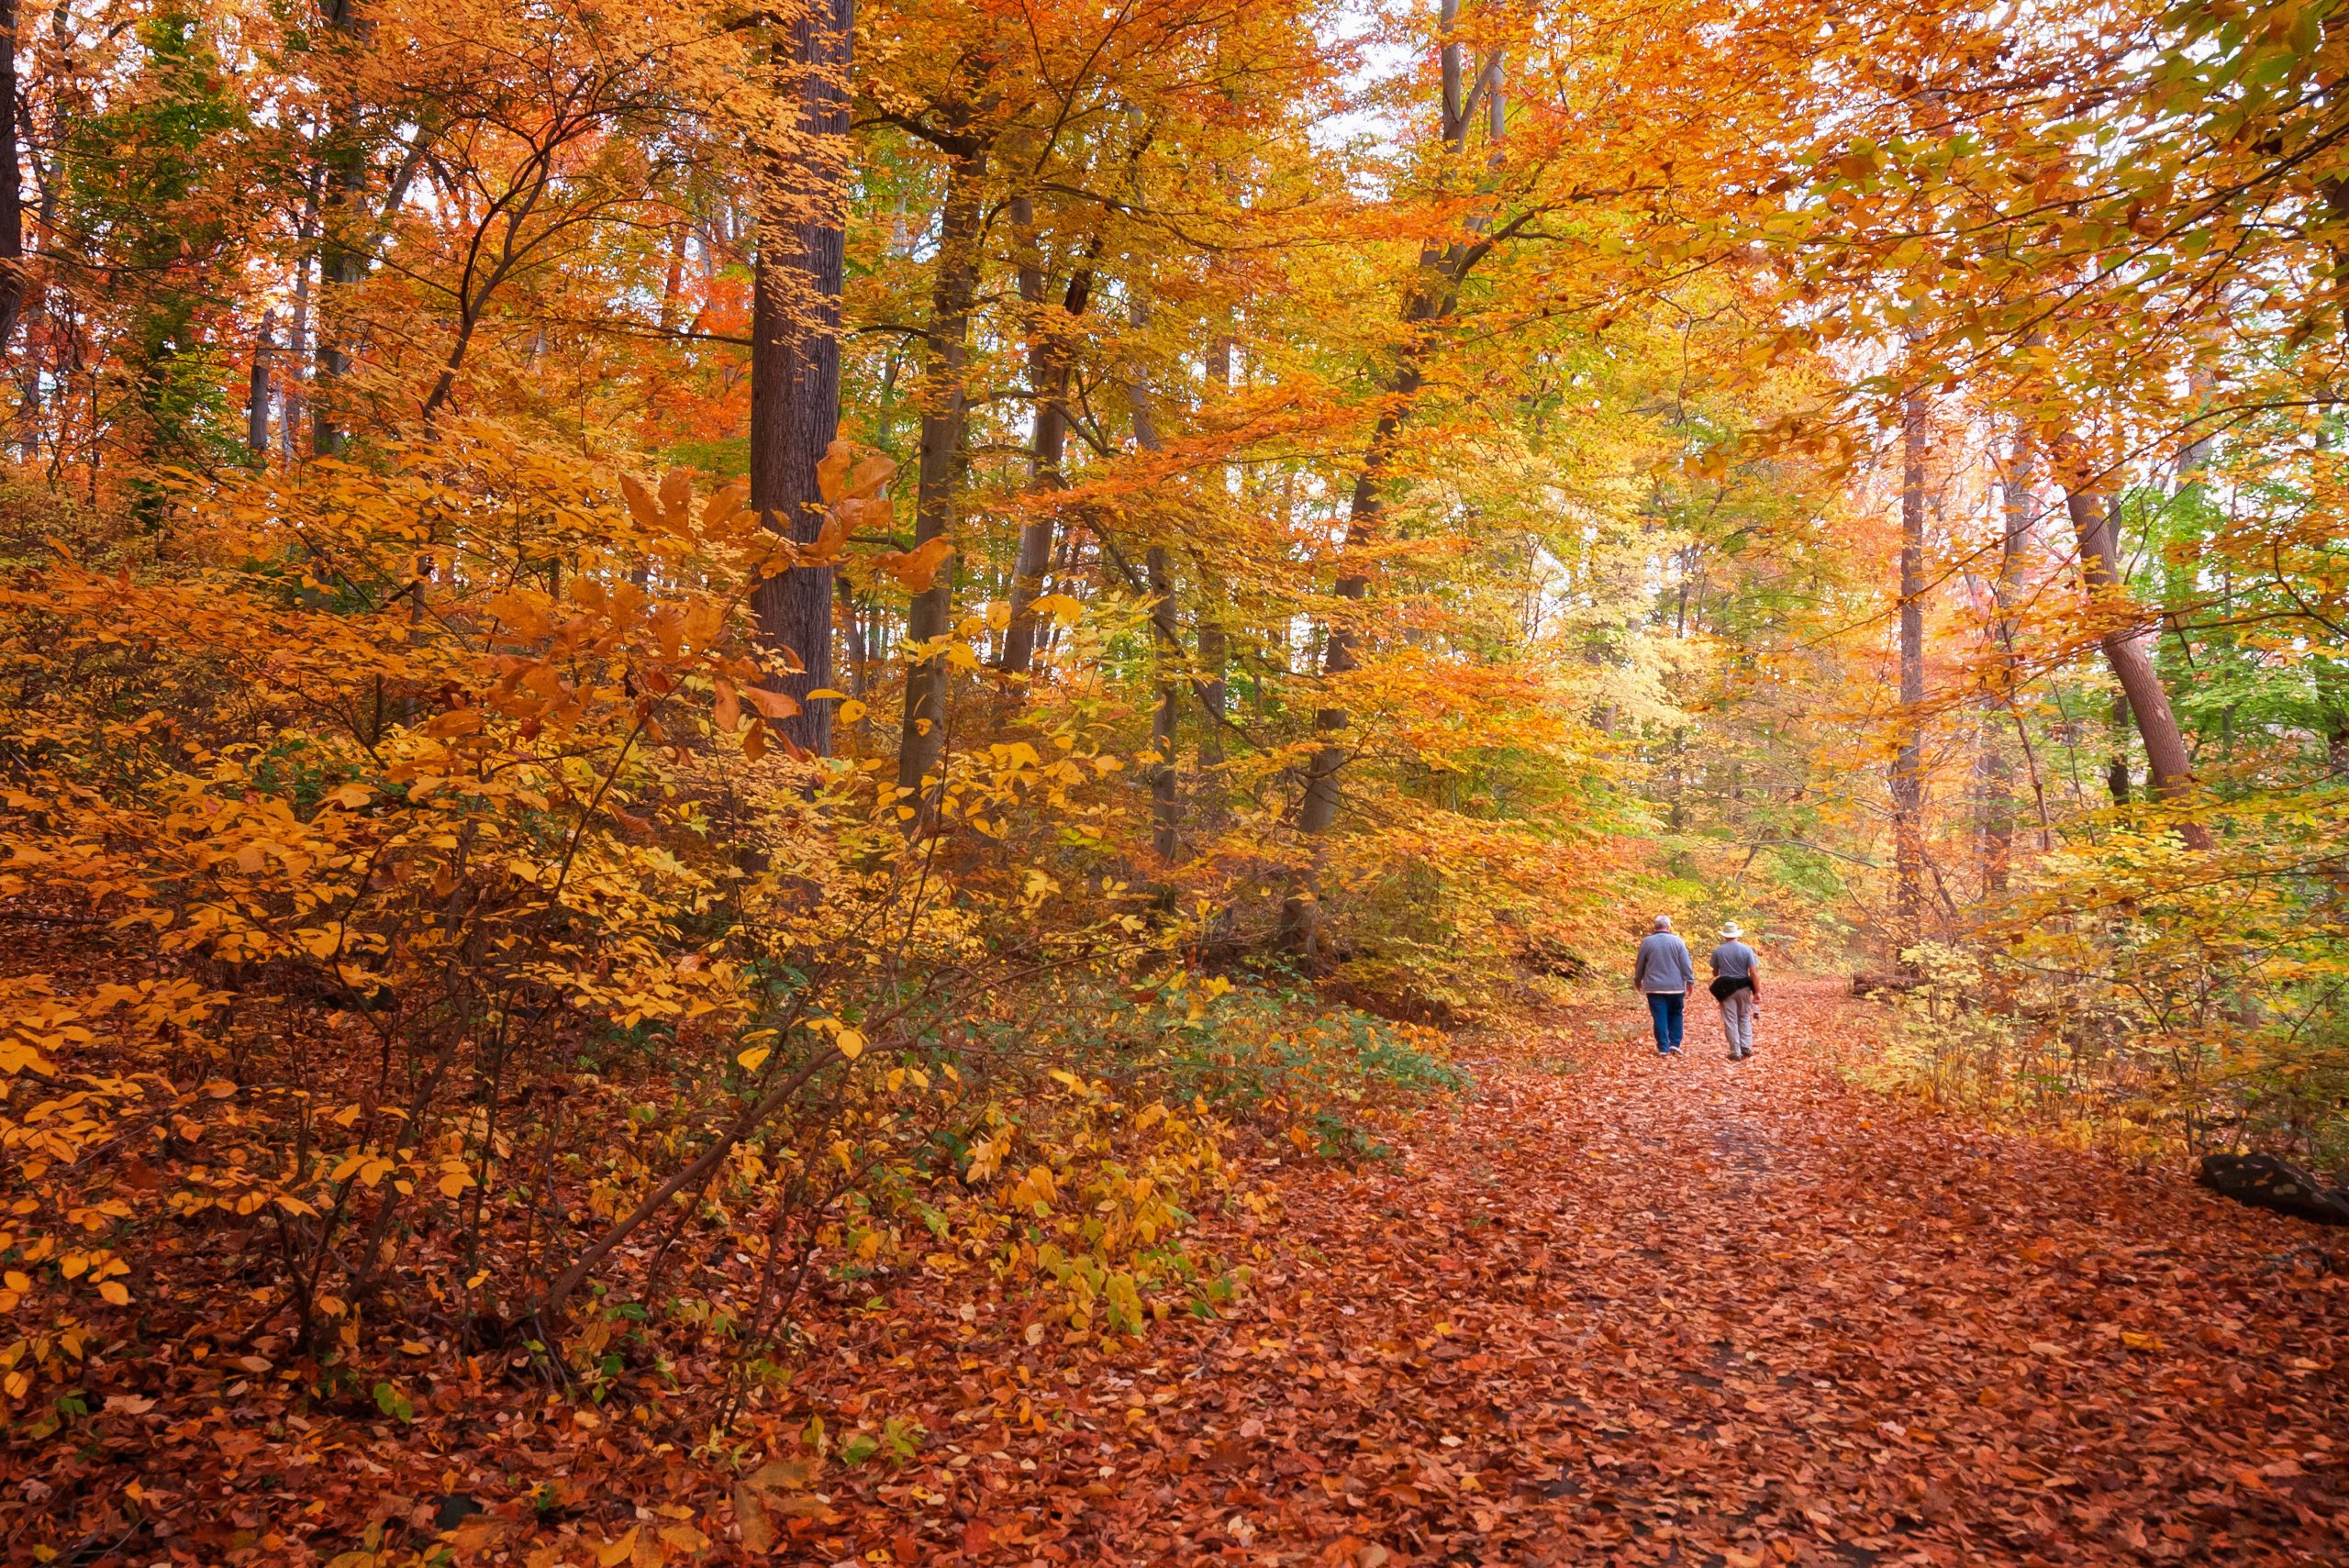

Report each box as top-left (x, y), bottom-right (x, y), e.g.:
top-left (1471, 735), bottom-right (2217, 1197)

top-left (1720, 989), bottom-right (1755, 1058)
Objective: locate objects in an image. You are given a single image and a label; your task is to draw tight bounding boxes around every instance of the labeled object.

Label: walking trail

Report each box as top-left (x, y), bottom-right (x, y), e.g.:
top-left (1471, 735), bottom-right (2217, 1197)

top-left (798, 976), bottom-right (2349, 1565)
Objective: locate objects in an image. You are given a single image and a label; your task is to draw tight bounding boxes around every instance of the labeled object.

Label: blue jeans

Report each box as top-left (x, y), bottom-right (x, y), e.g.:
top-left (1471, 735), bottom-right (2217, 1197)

top-left (1646, 992), bottom-right (1686, 1053)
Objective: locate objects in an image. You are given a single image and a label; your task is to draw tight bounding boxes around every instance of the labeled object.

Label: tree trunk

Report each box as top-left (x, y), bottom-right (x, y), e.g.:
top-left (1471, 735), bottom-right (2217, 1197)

top-left (2062, 484), bottom-right (2210, 848)
top-left (1, 0), bottom-right (21, 353)
top-left (2104, 688), bottom-right (2132, 805)
top-left (279, 163), bottom-right (321, 460)
top-left (1147, 542), bottom-right (1181, 862)
top-left (1891, 384), bottom-right (1927, 964)
top-left (1121, 324), bottom-right (1183, 863)
top-left (893, 147), bottom-right (986, 816)
top-left (997, 197), bottom-right (1095, 678)
top-left (246, 311), bottom-right (273, 460)
top-left (1194, 309), bottom-right (1233, 806)
top-left (311, 0), bottom-right (372, 457)
top-left (1979, 427), bottom-right (2032, 895)
top-left (748, 0), bottom-right (854, 757)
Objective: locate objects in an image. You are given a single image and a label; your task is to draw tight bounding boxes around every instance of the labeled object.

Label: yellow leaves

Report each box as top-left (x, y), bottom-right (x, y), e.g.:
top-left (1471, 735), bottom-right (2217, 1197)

top-left (965, 1132), bottom-right (1009, 1184)
top-left (738, 1045), bottom-right (773, 1073)
top-left (1029, 592), bottom-right (1085, 628)
top-left (592, 1526), bottom-right (662, 1567)
top-left (332, 1151), bottom-right (399, 1188)
top-left (0, 1037), bottom-right (55, 1078)
top-left (1007, 1164), bottom-right (1059, 1211)
top-left (713, 679), bottom-right (742, 733)
top-left (295, 925), bottom-right (348, 960)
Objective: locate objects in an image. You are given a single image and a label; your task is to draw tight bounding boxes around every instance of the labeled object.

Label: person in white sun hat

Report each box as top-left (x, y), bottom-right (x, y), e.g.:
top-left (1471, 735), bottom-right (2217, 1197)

top-left (1709, 921), bottom-right (1762, 1062)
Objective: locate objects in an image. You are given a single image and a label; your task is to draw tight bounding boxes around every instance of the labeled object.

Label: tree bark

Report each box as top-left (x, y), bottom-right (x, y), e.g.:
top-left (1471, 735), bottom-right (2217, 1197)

top-left (311, 0), bottom-right (372, 457)
top-left (1194, 321), bottom-right (1234, 808)
top-left (1978, 427), bottom-right (2032, 895)
top-left (1, 0), bottom-right (21, 353)
top-left (893, 147), bottom-right (986, 816)
top-left (748, 0), bottom-right (854, 757)
top-left (1122, 328), bottom-right (1182, 862)
top-left (2062, 484), bottom-right (2210, 848)
top-left (281, 165), bottom-right (321, 461)
top-left (996, 228), bottom-right (1096, 677)
top-left (246, 311), bottom-right (273, 460)
top-left (1891, 385), bottom-right (1927, 962)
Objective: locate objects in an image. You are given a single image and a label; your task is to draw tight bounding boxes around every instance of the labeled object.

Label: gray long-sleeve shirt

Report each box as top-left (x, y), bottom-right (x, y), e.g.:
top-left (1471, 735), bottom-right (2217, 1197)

top-left (1633, 932), bottom-right (1694, 994)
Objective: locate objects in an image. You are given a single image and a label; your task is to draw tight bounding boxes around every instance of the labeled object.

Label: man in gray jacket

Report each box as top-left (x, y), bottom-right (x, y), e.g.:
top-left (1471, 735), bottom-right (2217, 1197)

top-left (1633, 915), bottom-right (1694, 1055)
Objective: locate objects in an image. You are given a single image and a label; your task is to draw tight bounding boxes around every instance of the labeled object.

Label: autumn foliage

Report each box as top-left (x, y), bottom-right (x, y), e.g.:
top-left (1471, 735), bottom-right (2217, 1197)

top-left (3, 0), bottom-right (2347, 1562)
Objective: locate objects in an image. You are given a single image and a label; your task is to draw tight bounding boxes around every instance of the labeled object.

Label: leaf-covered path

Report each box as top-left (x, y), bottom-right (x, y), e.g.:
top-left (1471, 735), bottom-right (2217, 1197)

top-left (807, 977), bottom-right (2349, 1564)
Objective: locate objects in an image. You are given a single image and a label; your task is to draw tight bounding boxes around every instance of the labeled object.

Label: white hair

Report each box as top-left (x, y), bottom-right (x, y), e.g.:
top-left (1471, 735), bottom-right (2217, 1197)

top-left (1653, 915), bottom-right (1672, 930)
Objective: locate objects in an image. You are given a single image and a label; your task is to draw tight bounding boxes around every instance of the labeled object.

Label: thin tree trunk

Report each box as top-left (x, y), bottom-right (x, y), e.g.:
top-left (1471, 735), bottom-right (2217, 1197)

top-left (1123, 314), bottom-right (1183, 862)
top-left (749, 0), bottom-right (854, 757)
top-left (246, 311), bottom-right (274, 460)
top-left (2061, 483), bottom-right (2210, 848)
top-left (2104, 686), bottom-right (2132, 805)
top-left (311, 0), bottom-right (372, 457)
top-left (1979, 427), bottom-right (2033, 895)
top-left (658, 219), bottom-right (687, 333)
top-left (278, 161), bottom-right (322, 461)
top-left (1891, 384), bottom-right (1927, 963)
top-left (894, 147), bottom-right (986, 816)
top-left (1147, 542), bottom-right (1181, 862)
top-left (998, 201), bottom-right (1095, 677)
top-left (1194, 322), bottom-right (1233, 808)
top-left (0, 0), bottom-right (21, 353)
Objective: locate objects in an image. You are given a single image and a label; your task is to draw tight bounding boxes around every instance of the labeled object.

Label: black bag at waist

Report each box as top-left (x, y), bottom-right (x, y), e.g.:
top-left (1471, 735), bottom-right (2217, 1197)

top-left (1709, 973), bottom-right (1753, 1001)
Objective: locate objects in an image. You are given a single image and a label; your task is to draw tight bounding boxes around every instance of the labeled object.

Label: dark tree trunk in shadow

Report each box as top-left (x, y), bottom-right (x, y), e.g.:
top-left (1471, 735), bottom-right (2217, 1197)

top-left (749, 0), bottom-right (855, 757)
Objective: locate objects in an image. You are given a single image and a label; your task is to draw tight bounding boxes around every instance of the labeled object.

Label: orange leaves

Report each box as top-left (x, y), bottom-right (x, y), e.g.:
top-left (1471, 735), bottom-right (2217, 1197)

top-left (815, 439), bottom-right (895, 511)
top-left (873, 535), bottom-right (954, 593)
top-left (732, 1454), bottom-right (832, 1555)
top-left (785, 439), bottom-right (903, 573)
top-left (621, 468), bottom-right (751, 543)
top-left (741, 685), bottom-right (802, 722)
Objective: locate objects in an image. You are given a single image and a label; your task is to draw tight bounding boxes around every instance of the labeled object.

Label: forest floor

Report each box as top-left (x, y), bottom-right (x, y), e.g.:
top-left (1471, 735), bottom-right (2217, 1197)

top-left (24, 979), bottom-right (2349, 1565)
top-left (777, 975), bottom-right (2349, 1566)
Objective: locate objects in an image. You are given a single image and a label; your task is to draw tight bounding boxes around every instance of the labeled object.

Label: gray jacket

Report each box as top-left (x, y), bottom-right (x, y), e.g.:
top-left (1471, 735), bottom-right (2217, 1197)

top-left (1634, 932), bottom-right (1694, 994)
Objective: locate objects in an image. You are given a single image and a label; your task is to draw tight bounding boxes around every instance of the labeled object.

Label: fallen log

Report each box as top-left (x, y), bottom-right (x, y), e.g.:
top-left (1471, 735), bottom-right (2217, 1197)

top-left (1850, 972), bottom-right (1921, 997)
top-left (2196, 1152), bottom-right (2349, 1228)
